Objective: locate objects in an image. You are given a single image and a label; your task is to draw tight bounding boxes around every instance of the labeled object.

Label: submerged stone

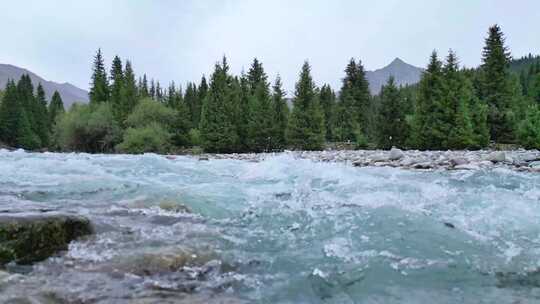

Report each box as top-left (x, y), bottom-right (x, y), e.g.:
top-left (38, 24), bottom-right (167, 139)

top-left (0, 213), bottom-right (93, 265)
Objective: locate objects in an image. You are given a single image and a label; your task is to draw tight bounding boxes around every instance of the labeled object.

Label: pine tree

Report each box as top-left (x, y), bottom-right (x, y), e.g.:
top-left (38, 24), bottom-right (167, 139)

top-left (139, 74), bottom-right (149, 98)
top-left (48, 91), bottom-right (65, 129)
top-left (271, 75), bottom-right (289, 150)
top-left (517, 104), bottom-right (540, 149)
top-left (245, 58), bottom-right (274, 152)
top-left (184, 83), bottom-right (199, 128)
top-left (0, 80), bottom-right (20, 145)
top-left (319, 84), bottom-right (336, 141)
top-left (17, 74), bottom-right (41, 147)
top-left (110, 55), bottom-right (124, 123)
top-left (478, 24), bottom-right (515, 142)
top-left (35, 84), bottom-right (50, 147)
top-left (150, 79), bottom-right (156, 100)
top-left (89, 49), bottom-right (109, 104)
top-left (410, 51), bottom-right (447, 149)
top-left (377, 77), bottom-right (406, 149)
top-left (335, 59), bottom-right (371, 142)
top-left (120, 60), bottom-right (138, 124)
top-left (199, 57), bottom-right (239, 152)
top-left (287, 61), bottom-right (325, 150)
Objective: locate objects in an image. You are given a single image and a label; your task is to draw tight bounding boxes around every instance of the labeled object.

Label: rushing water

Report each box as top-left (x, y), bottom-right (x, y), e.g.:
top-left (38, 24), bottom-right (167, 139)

top-left (0, 150), bottom-right (540, 303)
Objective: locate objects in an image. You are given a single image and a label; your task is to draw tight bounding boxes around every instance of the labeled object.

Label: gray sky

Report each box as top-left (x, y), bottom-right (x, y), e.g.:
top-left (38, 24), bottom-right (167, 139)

top-left (1, 0), bottom-right (539, 94)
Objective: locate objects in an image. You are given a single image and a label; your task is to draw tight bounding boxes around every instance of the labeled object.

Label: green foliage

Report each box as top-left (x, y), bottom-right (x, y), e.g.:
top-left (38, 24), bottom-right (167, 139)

top-left (200, 57), bottom-right (240, 153)
top-left (116, 123), bottom-right (172, 154)
top-left (34, 84), bottom-right (50, 147)
top-left (478, 25), bottom-right (515, 142)
top-left (110, 56), bottom-right (124, 123)
top-left (410, 51), bottom-right (447, 149)
top-left (271, 76), bottom-right (289, 150)
top-left (188, 129), bottom-right (202, 146)
top-left (287, 61), bottom-right (325, 150)
top-left (517, 105), bottom-right (540, 149)
top-left (119, 60), bottom-right (138, 125)
top-left (53, 103), bottom-right (121, 153)
top-left (89, 49), bottom-right (109, 104)
top-left (125, 98), bottom-right (177, 128)
top-left (48, 91), bottom-right (65, 130)
top-left (319, 84), bottom-right (336, 141)
top-left (0, 78), bottom-right (42, 150)
top-left (245, 58), bottom-right (274, 152)
top-left (377, 77), bottom-right (407, 149)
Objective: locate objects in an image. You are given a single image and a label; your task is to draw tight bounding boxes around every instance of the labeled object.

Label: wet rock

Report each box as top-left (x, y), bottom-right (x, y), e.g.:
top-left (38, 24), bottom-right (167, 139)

top-left (0, 213), bottom-right (93, 265)
top-left (389, 148), bottom-right (404, 161)
top-left (487, 151), bottom-right (506, 163)
top-left (496, 269), bottom-right (540, 288)
top-left (449, 157), bottom-right (468, 167)
top-left (158, 201), bottom-right (192, 214)
top-left (198, 156), bottom-right (209, 161)
top-left (109, 247), bottom-right (219, 276)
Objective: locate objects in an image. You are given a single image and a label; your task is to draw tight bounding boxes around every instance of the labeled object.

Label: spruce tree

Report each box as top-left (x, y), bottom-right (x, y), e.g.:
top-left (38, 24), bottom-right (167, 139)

top-left (245, 58), bottom-right (274, 152)
top-left (271, 75), bottom-right (289, 150)
top-left (377, 77), bottom-right (406, 149)
top-left (287, 61), bottom-right (325, 150)
top-left (335, 59), bottom-right (371, 142)
top-left (184, 83), bottom-right (199, 128)
top-left (478, 24), bottom-right (515, 142)
top-left (110, 55), bottom-right (124, 123)
top-left (319, 84), bottom-right (336, 141)
top-left (139, 74), bottom-right (149, 98)
top-left (48, 91), bottom-right (65, 130)
top-left (150, 79), bottom-right (156, 100)
top-left (89, 49), bottom-right (109, 104)
top-left (120, 60), bottom-right (138, 123)
top-left (0, 80), bottom-right (21, 145)
top-left (410, 51), bottom-right (447, 149)
top-left (199, 57), bottom-right (239, 152)
top-left (35, 84), bottom-right (50, 147)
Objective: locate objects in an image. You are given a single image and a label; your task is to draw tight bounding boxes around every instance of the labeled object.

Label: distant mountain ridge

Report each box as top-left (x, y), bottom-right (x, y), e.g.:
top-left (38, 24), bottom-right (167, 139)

top-left (366, 58), bottom-right (423, 94)
top-left (0, 64), bottom-right (88, 107)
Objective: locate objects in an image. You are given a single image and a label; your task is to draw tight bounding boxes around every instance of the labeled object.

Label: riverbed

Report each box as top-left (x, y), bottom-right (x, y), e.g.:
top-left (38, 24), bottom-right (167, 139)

top-left (1, 150), bottom-right (539, 303)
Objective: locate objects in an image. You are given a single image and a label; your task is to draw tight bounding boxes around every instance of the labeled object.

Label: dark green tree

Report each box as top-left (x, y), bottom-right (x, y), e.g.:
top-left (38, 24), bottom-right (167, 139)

top-left (410, 51), bottom-right (447, 149)
top-left (287, 61), bottom-right (325, 150)
top-left (184, 82), bottom-right (199, 128)
top-left (271, 75), bottom-right (289, 150)
top-left (0, 80), bottom-right (21, 145)
top-left (478, 24), bottom-right (515, 142)
top-left (48, 91), bottom-right (65, 130)
top-left (319, 84), bottom-right (336, 141)
top-left (245, 58), bottom-right (274, 152)
top-left (119, 60), bottom-right (138, 124)
top-left (35, 84), bottom-right (50, 147)
top-left (377, 77), bottom-right (406, 149)
top-left (89, 49), bottom-right (109, 104)
top-left (335, 59), bottom-right (370, 142)
top-left (110, 55), bottom-right (124, 123)
top-left (199, 57), bottom-right (240, 152)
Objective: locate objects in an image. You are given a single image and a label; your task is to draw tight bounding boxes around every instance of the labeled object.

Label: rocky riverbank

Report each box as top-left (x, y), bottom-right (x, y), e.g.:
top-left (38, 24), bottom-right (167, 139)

top-left (196, 148), bottom-right (540, 171)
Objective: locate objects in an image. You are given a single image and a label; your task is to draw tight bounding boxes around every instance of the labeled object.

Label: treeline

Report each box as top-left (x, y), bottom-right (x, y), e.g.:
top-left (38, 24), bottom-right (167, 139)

top-left (0, 76), bottom-right (64, 149)
top-left (1, 24), bottom-right (539, 153)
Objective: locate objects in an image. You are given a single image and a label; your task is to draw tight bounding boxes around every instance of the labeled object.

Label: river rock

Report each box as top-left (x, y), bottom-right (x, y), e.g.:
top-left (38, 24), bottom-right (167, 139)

top-left (389, 148), bottom-right (404, 161)
top-left (0, 213), bottom-right (93, 265)
top-left (449, 157), bottom-right (469, 167)
top-left (487, 151), bottom-right (506, 163)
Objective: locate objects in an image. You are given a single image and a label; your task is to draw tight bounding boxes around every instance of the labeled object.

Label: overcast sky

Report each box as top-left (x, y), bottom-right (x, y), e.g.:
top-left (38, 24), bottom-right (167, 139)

top-left (1, 0), bottom-right (539, 94)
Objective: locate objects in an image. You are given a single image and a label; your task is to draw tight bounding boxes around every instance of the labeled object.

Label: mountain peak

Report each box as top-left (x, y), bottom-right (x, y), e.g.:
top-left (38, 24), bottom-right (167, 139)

top-left (389, 57), bottom-right (406, 66)
top-left (365, 58), bottom-right (423, 94)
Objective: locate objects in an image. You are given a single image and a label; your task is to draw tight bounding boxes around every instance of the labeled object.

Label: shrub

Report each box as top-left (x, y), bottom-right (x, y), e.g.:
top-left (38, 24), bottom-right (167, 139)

top-left (116, 123), bottom-right (172, 154)
top-left (517, 105), bottom-right (540, 149)
top-left (53, 103), bottom-right (121, 152)
top-left (125, 98), bottom-right (177, 129)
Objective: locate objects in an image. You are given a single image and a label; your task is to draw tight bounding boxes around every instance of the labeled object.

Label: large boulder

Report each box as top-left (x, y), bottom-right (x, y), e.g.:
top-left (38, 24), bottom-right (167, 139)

top-left (0, 213), bottom-right (93, 265)
top-left (388, 148), bottom-right (404, 161)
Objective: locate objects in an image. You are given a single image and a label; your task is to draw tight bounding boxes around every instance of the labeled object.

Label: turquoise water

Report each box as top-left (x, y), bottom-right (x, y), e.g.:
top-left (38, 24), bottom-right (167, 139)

top-left (0, 150), bottom-right (540, 303)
